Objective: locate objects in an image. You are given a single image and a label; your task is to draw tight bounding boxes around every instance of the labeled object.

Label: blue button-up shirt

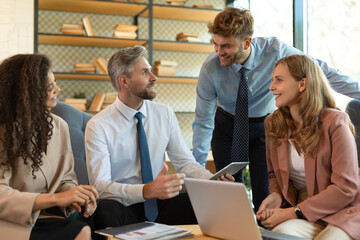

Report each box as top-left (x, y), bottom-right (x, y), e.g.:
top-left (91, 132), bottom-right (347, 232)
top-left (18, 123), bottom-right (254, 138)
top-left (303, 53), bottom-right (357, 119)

top-left (193, 37), bottom-right (360, 166)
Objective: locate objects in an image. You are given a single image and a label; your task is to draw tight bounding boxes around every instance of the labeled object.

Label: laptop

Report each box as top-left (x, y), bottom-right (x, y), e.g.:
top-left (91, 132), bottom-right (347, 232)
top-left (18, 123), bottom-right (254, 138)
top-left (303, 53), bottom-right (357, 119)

top-left (184, 178), bottom-right (309, 240)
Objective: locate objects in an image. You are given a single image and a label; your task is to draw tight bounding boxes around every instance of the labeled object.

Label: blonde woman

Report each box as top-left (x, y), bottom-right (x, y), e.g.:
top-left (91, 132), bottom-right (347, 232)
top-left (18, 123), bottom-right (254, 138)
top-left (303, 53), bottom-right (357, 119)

top-left (256, 54), bottom-right (360, 239)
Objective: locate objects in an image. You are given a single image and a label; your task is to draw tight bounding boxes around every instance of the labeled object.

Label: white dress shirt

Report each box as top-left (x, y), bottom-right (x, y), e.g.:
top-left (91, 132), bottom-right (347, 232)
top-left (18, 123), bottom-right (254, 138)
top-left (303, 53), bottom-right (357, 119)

top-left (85, 97), bottom-right (213, 206)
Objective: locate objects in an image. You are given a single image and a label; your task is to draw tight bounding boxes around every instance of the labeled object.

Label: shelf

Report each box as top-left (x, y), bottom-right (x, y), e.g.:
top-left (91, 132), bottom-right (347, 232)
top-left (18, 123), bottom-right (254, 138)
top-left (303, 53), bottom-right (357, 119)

top-left (54, 73), bottom-right (198, 84)
top-left (39, 0), bottom-right (220, 22)
top-left (38, 34), bottom-right (147, 48)
top-left (153, 40), bottom-right (213, 53)
top-left (38, 34), bottom-right (214, 53)
top-left (142, 4), bottom-right (221, 22)
top-left (39, 0), bottom-right (148, 16)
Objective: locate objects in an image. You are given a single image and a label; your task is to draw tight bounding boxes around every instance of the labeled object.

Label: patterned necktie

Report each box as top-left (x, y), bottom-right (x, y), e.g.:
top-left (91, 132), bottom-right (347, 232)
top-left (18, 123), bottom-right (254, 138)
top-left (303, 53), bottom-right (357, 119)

top-left (231, 67), bottom-right (249, 163)
top-left (135, 112), bottom-right (158, 221)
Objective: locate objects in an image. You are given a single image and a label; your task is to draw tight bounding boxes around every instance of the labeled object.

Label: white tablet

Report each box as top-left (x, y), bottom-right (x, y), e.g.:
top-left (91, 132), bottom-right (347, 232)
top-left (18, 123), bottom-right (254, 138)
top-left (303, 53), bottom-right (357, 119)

top-left (209, 162), bottom-right (249, 180)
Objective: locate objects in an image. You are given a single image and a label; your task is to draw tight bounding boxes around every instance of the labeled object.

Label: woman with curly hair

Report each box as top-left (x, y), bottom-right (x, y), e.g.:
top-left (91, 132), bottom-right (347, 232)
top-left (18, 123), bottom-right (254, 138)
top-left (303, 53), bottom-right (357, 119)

top-left (256, 54), bottom-right (360, 239)
top-left (0, 54), bottom-right (98, 240)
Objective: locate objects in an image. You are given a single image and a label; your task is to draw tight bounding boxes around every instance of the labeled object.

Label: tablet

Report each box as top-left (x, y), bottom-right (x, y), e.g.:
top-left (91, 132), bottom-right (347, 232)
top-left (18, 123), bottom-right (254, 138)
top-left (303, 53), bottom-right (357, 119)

top-left (209, 162), bottom-right (249, 180)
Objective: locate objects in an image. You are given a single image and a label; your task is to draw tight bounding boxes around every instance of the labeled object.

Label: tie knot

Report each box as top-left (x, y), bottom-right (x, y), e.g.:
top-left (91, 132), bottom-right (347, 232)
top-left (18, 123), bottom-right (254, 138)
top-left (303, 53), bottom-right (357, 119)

top-left (135, 112), bottom-right (142, 121)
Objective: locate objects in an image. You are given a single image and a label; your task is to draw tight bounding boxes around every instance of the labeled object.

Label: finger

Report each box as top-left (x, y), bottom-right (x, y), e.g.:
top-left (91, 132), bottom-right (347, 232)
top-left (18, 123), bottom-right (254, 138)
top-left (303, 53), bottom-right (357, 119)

top-left (72, 202), bottom-right (81, 213)
top-left (225, 174), bottom-right (235, 181)
top-left (81, 185), bottom-right (99, 199)
top-left (75, 186), bottom-right (97, 203)
top-left (258, 201), bottom-right (267, 213)
top-left (167, 173), bottom-right (185, 181)
top-left (157, 163), bottom-right (169, 177)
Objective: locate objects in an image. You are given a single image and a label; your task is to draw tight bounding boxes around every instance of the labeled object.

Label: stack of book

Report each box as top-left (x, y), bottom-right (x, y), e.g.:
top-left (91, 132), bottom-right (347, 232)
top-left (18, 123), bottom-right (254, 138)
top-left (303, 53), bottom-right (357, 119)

top-left (176, 32), bottom-right (202, 42)
top-left (60, 24), bottom-right (84, 35)
top-left (153, 60), bottom-right (177, 76)
top-left (64, 98), bottom-right (87, 111)
top-left (193, 3), bottom-right (214, 8)
top-left (166, 0), bottom-right (187, 6)
top-left (113, 24), bottom-right (137, 39)
top-left (73, 63), bottom-right (96, 73)
top-left (93, 57), bottom-right (108, 74)
top-left (82, 16), bottom-right (95, 36)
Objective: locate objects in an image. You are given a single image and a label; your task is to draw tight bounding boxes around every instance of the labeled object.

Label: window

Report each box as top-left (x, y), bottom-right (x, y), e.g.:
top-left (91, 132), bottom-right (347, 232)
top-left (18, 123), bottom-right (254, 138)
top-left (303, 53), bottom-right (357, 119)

top-left (308, 0), bottom-right (360, 108)
top-left (232, 0), bottom-right (293, 46)
top-left (308, 0), bottom-right (360, 79)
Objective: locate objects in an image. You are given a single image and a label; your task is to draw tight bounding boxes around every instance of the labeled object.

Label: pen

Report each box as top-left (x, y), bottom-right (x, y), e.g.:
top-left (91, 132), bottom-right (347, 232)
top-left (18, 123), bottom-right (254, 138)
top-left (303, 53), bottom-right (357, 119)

top-left (81, 178), bottom-right (118, 214)
top-left (97, 177), bottom-right (118, 197)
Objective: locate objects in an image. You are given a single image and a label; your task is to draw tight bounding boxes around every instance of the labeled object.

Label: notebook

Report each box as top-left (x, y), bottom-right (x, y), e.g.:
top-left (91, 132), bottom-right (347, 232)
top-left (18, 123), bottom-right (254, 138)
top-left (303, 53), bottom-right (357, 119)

top-left (184, 178), bottom-right (309, 240)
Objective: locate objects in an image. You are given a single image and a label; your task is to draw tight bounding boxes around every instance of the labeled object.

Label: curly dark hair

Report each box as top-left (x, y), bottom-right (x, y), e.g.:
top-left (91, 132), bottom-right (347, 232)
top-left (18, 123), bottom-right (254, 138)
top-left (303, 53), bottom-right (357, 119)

top-left (208, 7), bottom-right (254, 40)
top-left (0, 54), bottom-right (53, 178)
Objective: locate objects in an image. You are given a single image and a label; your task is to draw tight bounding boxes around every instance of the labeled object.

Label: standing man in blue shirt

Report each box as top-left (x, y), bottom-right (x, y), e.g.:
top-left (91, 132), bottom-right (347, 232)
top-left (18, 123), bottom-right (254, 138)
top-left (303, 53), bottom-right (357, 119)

top-left (192, 7), bottom-right (360, 212)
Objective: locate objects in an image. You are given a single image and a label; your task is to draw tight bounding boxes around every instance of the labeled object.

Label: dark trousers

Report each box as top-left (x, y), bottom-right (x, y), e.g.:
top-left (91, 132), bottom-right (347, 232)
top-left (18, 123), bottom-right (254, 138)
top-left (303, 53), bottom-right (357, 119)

top-left (346, 99), bottom-right (360, 168)
top-left (211, 107), bottom-right (269, 212)
top-left (93, 193), bottom-right (196, 240)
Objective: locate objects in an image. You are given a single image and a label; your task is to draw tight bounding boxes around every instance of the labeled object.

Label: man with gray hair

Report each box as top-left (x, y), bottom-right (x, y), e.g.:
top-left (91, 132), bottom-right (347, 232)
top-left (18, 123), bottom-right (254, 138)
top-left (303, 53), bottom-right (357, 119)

top-left (85, 46), bottom-right (233, 237)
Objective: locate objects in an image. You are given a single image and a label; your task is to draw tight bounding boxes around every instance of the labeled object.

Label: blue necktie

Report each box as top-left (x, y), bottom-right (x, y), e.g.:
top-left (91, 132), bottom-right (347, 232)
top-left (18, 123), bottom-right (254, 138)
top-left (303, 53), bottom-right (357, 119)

top-left (231, 67), bottom-right (249, 163)
top-left (135, 112), bottom-right (158, 221)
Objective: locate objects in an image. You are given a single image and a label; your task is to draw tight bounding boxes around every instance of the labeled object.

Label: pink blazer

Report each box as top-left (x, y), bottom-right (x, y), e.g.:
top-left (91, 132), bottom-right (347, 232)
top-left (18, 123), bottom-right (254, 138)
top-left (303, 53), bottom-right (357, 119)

top-left (265, 108), bottom-right (360, 239)
top-left (0, 114), bottom-right (78, 240)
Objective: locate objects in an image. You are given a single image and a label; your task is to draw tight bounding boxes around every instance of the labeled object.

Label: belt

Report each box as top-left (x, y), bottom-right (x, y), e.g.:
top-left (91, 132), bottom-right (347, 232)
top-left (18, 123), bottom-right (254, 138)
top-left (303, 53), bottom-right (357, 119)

top-left (216, 107), bottom-right (267, 122)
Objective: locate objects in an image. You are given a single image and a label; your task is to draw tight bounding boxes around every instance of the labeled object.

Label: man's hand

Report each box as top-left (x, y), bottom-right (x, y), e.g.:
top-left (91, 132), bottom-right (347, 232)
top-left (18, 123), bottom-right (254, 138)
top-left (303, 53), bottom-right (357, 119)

top-left (260, 207), bottom-right (297, 229)
top-left (256, 192), bottom-right (282, 221)
top-left (216, 173), bottom-right (235, 181)
top-left (143, 163), bottom-right (185, 200)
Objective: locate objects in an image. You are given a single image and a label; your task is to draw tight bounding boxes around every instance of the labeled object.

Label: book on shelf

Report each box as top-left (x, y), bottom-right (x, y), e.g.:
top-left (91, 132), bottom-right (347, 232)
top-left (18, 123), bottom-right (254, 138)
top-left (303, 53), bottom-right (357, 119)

top-left (64, 98), bottom-right (87, 104)
top-left (93, 57), bottom-right (108, 74)
top-left (64, 98), bottom-right (87, 111)
top-left (177, 36), bottom-right (203, 42)
top-left (89, 93), bottom-right (105, 111)
top-left (60, 23), bottom-right (84, 35)
top-left (74, 63), bottom-right (95, 68)
top-left (154, 60), bottom-right (178, 67)
top-left (193, 3), bottom-right (214, 8)
top-left (82, 16), bottom-right (95, 36)
top-left (176, 32), bottom-right (199, 40)
top-left (61, 23), bottom-right (83, 30)
top-left (113, 30), bottom-right (137, 39)
top-left (115, 24), bottom-right (138, 32)
top-left (74, 67), bottom-right (96, 73)
top-left (74, 63), bottom-right (96, 73)
top-left (153, 66), bottom-right (176, 76)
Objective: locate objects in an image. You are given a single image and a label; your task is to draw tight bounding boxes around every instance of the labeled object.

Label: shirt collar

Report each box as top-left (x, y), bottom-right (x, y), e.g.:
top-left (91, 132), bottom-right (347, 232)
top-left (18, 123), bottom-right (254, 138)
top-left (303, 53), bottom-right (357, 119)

top-left (114, 97), bottom-right (148, 121)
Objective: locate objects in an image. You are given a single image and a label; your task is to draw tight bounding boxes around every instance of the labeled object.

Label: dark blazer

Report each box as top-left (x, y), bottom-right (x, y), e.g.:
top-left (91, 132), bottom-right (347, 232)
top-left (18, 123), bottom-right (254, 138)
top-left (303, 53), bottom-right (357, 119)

top-left (0, 114), bottom-right (78, 239)
top-left (265, 108), bottom-right (360, 239)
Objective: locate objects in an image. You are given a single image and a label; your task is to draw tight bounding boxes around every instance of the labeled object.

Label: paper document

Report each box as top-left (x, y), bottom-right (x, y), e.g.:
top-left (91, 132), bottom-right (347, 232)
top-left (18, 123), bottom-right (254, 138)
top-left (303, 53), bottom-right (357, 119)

top-left (95, 221), bottom-right (192, 240)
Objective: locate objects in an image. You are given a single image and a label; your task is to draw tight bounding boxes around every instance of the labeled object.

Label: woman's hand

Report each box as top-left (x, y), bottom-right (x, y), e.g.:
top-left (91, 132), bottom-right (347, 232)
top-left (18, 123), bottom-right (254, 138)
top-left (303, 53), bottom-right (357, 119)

top-left (72, 201), bottom-right (97, 218)
top-left (54, 185), bottom-right (98, 211)
top-left (33, 185), bottom-right (98, 212)
top-left (260, 207), bottom-right (297, 229)
top-left (256, 192), bottom-right (282, 221)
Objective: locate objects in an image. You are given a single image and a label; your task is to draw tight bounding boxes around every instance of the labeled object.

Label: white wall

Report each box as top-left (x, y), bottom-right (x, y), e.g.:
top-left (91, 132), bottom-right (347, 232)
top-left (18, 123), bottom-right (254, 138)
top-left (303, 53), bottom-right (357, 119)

top-left (0, 0), bottom-right (34, 61)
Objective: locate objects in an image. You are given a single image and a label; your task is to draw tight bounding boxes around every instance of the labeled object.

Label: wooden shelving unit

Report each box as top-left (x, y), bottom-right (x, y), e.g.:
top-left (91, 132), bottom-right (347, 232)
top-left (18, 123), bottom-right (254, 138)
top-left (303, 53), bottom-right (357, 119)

top-left (37, 0), bottom-right (220, 85)
top-left (54, 72), bottom-right (198, 84)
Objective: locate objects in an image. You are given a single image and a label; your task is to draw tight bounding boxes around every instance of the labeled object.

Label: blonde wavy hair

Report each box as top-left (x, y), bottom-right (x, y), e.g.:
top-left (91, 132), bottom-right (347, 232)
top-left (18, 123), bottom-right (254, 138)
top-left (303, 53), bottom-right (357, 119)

top-left (267, 54), bottom-right (353, 156)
